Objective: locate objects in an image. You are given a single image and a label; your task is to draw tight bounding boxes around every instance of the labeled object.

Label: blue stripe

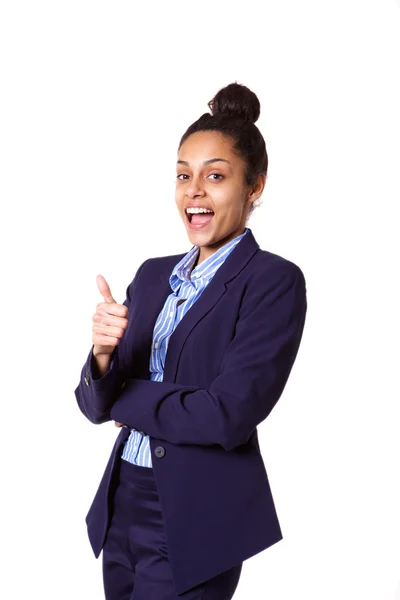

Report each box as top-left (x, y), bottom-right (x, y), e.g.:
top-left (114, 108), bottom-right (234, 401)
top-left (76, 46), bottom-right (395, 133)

top-left (121, 228), bottom-right (249, 467)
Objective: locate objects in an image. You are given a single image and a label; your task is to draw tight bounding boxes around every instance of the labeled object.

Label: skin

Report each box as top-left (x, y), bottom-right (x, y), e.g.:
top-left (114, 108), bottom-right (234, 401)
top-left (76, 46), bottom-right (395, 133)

top-left (175, 130), bottom-right (266, 265)
top-left (92, 130), bottom-right (266, 427)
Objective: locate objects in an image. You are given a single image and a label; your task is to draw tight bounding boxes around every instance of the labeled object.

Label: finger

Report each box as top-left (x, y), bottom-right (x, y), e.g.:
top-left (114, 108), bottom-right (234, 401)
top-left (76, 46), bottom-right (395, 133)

top-left (95, 303), bottom-right (128, 319)
top-left (96, 274), bottom-right (116, 304)
top-left (93, 318), bottom-right (128, 336)
top-left (92, 333), bottom-right (120, 346)
top-left (92, 324), bottom-right (125, 339)
top-left (92, 312), bottom-right (128, 328)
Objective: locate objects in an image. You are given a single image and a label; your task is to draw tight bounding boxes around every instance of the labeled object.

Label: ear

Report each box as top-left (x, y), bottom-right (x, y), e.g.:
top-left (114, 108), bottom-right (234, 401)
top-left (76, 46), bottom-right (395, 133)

top-left (247, 173), bottom-right (266, 204)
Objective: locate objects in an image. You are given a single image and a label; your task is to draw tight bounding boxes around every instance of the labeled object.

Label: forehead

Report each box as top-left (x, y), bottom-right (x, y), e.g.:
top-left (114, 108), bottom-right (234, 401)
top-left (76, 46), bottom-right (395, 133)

top-left (178, 131), bottom-right (238, 165)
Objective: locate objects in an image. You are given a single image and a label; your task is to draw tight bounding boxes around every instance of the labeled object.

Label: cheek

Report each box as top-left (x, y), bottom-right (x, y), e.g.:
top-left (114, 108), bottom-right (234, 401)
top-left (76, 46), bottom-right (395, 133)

top-left (217, 195), bottom-right (245, 216)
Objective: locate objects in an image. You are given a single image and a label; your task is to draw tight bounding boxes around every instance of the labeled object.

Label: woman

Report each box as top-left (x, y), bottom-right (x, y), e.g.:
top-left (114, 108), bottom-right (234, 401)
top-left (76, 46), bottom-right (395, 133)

top-left (75, 82), bottom-right (307, 600)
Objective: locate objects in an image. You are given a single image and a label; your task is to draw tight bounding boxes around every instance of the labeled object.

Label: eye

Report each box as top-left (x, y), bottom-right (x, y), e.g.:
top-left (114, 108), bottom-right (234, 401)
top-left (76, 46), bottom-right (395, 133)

top-left (176, 173), bottom-right (224, 181)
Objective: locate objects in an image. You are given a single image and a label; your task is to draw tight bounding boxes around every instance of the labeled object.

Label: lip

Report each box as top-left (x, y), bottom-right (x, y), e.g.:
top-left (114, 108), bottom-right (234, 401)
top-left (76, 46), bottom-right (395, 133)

top-left (185, 210), bottom-right (215, 230)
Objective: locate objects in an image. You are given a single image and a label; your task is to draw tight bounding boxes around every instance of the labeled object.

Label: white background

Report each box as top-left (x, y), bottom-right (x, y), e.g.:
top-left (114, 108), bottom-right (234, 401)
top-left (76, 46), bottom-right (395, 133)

top-left (1, 1), bottom-right (399, 598)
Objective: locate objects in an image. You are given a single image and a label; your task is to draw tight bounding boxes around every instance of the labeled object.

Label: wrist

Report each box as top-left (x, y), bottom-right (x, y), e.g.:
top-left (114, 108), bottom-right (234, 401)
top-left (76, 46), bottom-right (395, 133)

top-left (92, 351), bottom-right (112, 378)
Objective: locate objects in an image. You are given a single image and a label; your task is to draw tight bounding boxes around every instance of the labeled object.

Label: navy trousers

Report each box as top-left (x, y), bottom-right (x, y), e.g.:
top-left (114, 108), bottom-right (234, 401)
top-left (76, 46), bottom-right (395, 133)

top-left (102, 459), bottom-right (243, 599)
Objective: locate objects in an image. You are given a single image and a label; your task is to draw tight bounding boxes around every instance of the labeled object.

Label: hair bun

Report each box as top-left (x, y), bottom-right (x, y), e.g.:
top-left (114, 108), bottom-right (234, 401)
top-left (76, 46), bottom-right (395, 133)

top-left (208, 82), bottom-right (260, 123)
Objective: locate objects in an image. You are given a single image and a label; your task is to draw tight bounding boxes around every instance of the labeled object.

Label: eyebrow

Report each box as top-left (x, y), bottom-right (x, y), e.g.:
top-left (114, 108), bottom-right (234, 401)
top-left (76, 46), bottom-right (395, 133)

top-left (177, 158), bottom-right (232, 167)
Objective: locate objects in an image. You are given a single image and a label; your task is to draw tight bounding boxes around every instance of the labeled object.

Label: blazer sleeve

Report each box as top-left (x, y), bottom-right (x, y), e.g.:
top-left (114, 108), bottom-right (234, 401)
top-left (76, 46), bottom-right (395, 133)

top-left (110, 263), bottom-right (308, 451)
top-left (74, 258), bottom-right (150, 424)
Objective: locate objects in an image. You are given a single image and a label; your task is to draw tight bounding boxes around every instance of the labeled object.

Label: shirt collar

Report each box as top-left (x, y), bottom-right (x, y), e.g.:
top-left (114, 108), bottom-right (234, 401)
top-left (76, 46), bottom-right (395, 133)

top-left (169, 228), bottom-right (249, 291)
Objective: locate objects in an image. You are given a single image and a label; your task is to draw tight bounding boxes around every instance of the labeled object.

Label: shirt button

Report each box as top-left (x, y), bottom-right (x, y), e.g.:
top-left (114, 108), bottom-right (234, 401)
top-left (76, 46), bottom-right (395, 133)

top-left (169, 311), bottom-right (173, 317)
top-left (154, 342), bottom-right (159, 348)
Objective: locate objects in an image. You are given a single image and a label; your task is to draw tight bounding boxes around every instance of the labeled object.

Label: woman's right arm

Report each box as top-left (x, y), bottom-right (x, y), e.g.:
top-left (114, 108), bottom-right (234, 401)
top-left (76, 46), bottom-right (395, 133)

top-left (74, 259), bottom-right (150, 424)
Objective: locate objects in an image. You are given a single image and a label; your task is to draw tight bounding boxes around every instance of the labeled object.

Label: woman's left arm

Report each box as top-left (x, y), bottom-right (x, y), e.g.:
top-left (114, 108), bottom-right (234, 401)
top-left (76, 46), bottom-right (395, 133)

top-left (110, 264), bottom-right (307, 451)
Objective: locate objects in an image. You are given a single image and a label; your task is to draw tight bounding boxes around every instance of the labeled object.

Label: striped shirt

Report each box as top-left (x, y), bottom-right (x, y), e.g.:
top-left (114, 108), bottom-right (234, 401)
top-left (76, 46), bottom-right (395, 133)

top-left (121, 227), bottom-right (249, 467)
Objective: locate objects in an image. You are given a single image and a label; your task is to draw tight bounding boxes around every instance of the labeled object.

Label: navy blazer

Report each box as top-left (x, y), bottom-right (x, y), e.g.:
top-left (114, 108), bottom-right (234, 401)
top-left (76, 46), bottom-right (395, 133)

top-left (74, 228), bottom-right (307, 595)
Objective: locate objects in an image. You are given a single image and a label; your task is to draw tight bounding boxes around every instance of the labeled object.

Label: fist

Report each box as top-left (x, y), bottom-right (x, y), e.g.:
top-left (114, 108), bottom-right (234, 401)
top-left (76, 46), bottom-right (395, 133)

top-left (92, 275), bottom-right (129, 357)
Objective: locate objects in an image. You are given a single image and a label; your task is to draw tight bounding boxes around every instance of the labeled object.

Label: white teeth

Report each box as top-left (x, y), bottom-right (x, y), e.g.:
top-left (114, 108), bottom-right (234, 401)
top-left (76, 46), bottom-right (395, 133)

top-left (186, 207), bottom-right (213, 214)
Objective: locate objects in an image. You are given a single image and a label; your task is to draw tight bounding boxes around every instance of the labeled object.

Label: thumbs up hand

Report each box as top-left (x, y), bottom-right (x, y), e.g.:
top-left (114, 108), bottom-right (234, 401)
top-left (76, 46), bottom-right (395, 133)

top-left (92, 275), bottom-right (129, 358)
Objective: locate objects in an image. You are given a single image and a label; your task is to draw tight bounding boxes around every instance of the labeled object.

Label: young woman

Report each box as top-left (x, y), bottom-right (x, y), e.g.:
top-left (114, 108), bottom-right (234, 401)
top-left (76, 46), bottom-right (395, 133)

top-left (75, 82), bottom-right (308, 600)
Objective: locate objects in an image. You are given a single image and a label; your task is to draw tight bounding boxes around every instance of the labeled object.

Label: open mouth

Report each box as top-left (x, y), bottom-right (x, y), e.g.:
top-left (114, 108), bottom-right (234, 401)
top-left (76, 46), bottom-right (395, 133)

top-left (186, 211), bottom-right (215, 224)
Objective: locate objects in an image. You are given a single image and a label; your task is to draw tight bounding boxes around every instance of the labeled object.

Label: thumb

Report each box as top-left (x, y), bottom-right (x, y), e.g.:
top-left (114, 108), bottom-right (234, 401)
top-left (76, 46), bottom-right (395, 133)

top-left (96, 274), bottom-right (117, 304)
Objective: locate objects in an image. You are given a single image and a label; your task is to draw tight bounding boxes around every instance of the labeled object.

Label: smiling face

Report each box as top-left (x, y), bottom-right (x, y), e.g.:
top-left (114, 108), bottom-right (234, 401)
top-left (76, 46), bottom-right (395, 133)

top-left (175, 130), bottom-right (265, 264)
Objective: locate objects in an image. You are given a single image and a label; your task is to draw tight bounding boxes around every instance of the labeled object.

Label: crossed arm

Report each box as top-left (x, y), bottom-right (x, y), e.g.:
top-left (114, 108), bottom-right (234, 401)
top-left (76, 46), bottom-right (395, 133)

top-left (75, 263), bottom-right (307, 451)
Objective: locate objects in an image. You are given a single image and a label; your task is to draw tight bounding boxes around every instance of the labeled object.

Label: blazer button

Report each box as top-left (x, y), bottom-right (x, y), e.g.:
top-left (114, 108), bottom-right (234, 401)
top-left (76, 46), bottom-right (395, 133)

top-left (84, 372), bottom-right (90, 386)
top-left (154, 446), bottom-right (165, 459)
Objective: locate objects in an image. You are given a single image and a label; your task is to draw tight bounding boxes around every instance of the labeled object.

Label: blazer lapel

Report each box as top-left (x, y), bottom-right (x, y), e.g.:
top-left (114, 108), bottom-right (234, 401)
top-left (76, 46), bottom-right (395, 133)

top-left (163, 228), bottom-right (260, 382)
top-left (128, 228), bottom-right (260, 383)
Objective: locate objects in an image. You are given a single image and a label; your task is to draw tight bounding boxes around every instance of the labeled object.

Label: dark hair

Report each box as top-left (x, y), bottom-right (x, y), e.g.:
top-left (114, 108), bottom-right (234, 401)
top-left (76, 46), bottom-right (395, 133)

top-left (178, 82), bottom-right (268, 217)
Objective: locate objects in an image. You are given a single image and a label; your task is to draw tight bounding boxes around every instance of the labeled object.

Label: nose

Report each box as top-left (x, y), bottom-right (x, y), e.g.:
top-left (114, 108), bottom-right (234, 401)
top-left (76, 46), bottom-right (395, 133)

top-left (185, 174), bottom-right (206, 199)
